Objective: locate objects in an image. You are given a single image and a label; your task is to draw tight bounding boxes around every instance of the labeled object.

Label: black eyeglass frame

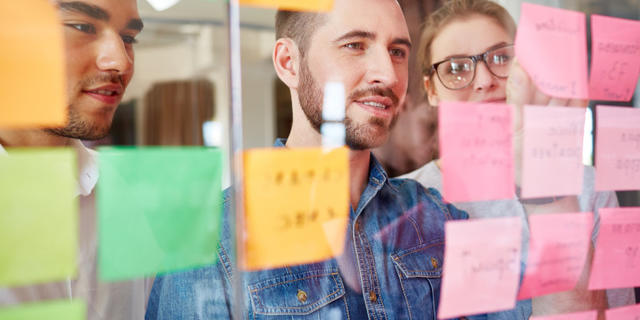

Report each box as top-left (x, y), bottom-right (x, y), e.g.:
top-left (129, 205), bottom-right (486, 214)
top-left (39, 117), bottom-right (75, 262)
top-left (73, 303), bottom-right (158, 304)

top-left (428, 43), bottom-right (515, 90)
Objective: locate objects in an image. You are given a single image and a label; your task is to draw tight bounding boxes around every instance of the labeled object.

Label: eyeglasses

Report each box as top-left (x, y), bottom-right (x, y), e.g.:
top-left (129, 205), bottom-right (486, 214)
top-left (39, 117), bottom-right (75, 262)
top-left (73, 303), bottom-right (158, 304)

top-left (428, 44), bottom-right (514, 90)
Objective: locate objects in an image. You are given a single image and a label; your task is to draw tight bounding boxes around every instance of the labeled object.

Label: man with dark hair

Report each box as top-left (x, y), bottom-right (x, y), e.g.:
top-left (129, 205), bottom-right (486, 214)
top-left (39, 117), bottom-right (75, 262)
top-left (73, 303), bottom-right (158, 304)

top-left (146, 0), bottom-right (474, 318)
top-left (0, 1), bottom-right (145, 319)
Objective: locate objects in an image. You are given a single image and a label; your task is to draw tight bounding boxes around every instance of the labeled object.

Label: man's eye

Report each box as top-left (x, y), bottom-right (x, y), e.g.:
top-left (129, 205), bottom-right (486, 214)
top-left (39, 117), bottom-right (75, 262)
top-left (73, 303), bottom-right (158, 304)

top-left (66, 23), bottom-right (96, 34)
top-left (390, 48), bottom-right (407, 59)
top-left (344, 42), bottom-right (364, 50)
top-left (122, 35), bottom-right (138, 45)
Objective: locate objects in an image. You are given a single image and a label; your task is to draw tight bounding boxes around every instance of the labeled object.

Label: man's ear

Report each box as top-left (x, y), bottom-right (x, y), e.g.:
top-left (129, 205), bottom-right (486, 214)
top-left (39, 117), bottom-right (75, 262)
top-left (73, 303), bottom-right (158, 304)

top-left (424, 75), bottom-right (439, 107)
top-left (273, 38), bottom-right (301, 89)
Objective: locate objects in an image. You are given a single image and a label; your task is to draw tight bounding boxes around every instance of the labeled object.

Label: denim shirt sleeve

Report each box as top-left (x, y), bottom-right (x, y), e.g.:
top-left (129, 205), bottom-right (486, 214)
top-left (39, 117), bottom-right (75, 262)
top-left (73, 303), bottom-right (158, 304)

top-left (146, 192), bottom-right (235, 320)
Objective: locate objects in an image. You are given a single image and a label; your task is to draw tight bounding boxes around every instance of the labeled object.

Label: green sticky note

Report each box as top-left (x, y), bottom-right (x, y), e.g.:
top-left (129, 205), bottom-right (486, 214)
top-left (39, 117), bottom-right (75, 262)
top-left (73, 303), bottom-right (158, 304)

top-left (97, 147), bottom-right (223, 281)
top-left (0, 148), bottom-right (77, 287)
top-left (0, 300), bottom-right (85, 320)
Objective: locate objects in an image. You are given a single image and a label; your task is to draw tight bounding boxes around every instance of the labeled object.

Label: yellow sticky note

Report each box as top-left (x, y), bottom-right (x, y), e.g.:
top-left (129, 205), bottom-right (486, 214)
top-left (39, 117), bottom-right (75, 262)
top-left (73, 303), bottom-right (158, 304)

top-left (0, 300), bottom-right (85, 320)
top-left (0, 0), bottom-right (67, 128)
top-left (243, 147), bottom-right (349, 270)
top-left (0, 148), bottom-right (77, 287)
top-left (239, 0), bottom-right (333, 12)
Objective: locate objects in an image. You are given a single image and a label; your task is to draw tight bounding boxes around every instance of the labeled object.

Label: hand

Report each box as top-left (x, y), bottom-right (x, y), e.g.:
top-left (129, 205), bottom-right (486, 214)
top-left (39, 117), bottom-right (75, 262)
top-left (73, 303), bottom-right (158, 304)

top-left (506, 58), bottom-right (587, 187)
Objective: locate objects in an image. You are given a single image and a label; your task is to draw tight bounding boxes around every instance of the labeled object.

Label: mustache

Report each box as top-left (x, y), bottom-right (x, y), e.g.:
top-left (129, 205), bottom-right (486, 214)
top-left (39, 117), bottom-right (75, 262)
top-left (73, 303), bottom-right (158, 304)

top-left (81, 72), bottom-right (125, 88)
top-left (348, 86), bottom-right (399, 106)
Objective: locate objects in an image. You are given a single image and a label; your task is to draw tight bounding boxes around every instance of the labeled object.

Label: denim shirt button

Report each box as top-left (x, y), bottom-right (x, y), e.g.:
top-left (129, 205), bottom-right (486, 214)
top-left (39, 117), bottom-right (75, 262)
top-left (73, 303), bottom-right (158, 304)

top-left (430, 257), bottom-right (439, 269)
top-left (369, 291), bottom-right (377, 302)
top-left (297, 289), bottom-right (308, 303)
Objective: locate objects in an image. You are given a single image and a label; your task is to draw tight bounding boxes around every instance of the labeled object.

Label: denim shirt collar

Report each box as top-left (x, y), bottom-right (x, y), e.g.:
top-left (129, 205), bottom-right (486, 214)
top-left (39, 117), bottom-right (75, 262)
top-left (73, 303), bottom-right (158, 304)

top-left (273, 138), bottom-right (388, 216)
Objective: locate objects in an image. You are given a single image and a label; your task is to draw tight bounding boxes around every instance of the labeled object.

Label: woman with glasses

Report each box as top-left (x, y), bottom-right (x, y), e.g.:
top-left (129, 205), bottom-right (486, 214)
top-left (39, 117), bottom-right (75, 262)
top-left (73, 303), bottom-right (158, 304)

top-left (401, 0), bottom-right (635, 318)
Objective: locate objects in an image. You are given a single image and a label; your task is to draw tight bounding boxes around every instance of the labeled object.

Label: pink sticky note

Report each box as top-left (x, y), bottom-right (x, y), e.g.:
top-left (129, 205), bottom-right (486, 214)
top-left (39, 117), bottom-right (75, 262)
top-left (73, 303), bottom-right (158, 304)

top-left (439, 102), bottom-right (514, 202)
top-left (588, 207), bottom-right (640, 290)
top-left (589, 15), bottom-right (640, 102)
top-left (518, 212), bottom-right (593, 300)
top-left (521, 106), bottom-right (585, 198)
top-left (595, 105), bottom-right (640, 191)
top-left (606, 303), bottom-right (640, 320)
top-left (516, 3), bottom-right (588, 99)
top-left (531, 310), bottom-right (597, 320)
top-left (439, 217), bottom-right (522, 319)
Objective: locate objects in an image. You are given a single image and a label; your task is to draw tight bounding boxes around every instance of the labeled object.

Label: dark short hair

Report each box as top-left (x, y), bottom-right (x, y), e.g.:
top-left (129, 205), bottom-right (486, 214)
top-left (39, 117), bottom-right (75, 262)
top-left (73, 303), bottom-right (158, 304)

top-left (275, 10), bottom-right (325, 56)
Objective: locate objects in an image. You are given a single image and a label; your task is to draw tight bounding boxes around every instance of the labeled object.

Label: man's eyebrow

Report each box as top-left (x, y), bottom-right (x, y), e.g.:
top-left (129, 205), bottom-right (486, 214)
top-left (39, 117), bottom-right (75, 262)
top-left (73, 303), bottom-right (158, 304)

top-left (59, 1), bottom-right (110, 21)
top-left (392, 38), bottom-right (412, 49)
top-left (333, 30), bottom-right (376, 43)
top-left (127, 19), bottom-right (144, 32)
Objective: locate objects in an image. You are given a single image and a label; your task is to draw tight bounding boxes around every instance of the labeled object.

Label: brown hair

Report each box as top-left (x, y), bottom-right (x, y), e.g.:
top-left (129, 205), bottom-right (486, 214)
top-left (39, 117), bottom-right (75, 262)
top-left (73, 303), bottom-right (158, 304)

top-left (275, 10), bottom-right (326, 57)
top-left (418, 0), bottom-right (516, 77)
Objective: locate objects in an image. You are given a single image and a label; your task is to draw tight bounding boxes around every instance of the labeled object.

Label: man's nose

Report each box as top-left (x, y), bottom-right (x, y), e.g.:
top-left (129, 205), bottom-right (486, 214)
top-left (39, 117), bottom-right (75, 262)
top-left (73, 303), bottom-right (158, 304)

top-left (365, 47), bottom-right (399, 88)
top-left (96, 32), bottom-right (133, 76)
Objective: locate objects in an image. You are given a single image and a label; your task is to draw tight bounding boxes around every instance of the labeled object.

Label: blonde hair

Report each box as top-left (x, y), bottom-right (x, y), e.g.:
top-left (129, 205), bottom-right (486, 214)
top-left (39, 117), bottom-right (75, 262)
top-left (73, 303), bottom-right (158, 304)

top-left (418, 0), bottom-right (516, 77)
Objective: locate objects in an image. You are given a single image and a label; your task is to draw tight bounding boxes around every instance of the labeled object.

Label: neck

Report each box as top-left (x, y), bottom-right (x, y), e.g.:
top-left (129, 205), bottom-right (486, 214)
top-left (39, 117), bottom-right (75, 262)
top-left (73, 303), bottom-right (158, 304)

top-left (0, 129), bottom-right (73, 147)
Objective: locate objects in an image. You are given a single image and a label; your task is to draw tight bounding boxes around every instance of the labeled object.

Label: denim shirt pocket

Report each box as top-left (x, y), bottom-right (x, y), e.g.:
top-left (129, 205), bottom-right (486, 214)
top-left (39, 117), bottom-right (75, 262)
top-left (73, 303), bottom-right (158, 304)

top-left (248, 268), bottom-right (348, 319)
top-left (391, 241), bottom-right (444, 320)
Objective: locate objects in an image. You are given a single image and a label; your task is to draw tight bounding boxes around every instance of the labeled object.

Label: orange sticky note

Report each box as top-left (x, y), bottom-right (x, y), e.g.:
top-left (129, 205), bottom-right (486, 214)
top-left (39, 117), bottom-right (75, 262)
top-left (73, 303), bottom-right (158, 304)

top-left (606, 303), bottom-right (640, 320)
top-left (595, 105), bottom-right (640, 191)
top-left (439, 102), bottom-right (514, 202)
top-left (516, 3), bottom-right (588, 99)
top-left (521, 106), bottom-right (585, 198)
top-left (518, 212), bottom-right (593, 300)
top-left (0, 0), bottom-right (67, 128)
top-left (243, 147), bottom-right (349, 270)
top-left (239, 0), bottom-right (333, 12)
top-left (531, 310), bottom-right (597, 320)
top-left (439, 217), bottom-right (522, 319)
top-left (589, 15), bottom-right (640, 102)
top-left (588, 207), bottom-right (640, 290)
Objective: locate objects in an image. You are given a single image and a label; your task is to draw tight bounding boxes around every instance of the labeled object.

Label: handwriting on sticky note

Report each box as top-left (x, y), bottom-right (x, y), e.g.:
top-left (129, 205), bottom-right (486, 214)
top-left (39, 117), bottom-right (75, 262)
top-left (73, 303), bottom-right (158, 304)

top-left (438, 217), bottom-right (522, 318)
top-left (239, 0), bottom-right (333, 12)
top-left (0, 300), bottom-right (85, 320)
top-left (515, 3), bottom-right (588, 99)
top-left (595, 106), bottom-right (640, 191)
top-left (0, 1), bottom-right (67, 128)
top-left (521, 106), bottom-right (585, 198)
top-left (589, 15), bottom-right (640, 102)
top-left (243, 147), bottom-right (349, 270)
top-left (606, 303), bottom-right (640, 320)
top-left (0, 148), bottom-right (77, 287)
top-left (439, 102), bottom-right (514, 202)
top-left (517, 212), bottom-right (593, 300)
top-left (97, 147), bottom-right (223, 281)
top-left (589, 207), bottom-right (640, 290)
top-left (531, 310), bottom-right (597, 320)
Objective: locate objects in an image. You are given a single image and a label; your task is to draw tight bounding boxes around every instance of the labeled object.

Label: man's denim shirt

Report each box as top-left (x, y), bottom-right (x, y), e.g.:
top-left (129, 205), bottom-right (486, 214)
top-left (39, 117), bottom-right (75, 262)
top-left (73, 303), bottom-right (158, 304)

top-left (146, 139), bottom-right (531, 319)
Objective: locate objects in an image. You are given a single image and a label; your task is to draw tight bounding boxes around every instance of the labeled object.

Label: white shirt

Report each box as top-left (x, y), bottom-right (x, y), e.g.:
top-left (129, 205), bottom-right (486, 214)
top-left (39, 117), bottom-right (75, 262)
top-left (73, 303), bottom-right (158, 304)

top-left (0, 140), bottom-right (150, 319)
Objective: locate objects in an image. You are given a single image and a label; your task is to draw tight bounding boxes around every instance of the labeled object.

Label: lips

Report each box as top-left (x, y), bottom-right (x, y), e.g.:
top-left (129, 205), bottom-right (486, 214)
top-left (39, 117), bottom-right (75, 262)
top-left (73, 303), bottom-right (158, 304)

top-left (83, 84), bottom-right (124, 105)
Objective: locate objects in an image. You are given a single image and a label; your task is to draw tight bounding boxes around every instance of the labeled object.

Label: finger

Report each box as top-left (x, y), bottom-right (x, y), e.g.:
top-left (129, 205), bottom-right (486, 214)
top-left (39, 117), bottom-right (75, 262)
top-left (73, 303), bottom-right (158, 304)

top-left (548, 97), bottom-right (570, 106)
top-left (568, 98), bottom-right (588, 108)
top-left (506, 58), bottom-right (534, 107)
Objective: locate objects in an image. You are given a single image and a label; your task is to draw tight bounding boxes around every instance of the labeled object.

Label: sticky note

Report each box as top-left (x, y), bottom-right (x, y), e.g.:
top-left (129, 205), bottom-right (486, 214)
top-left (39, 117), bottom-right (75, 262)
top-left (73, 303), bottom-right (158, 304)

top-left (97, 147), bottom-right (223, 281)
top-left (588, 207), bottom-right (640, 290)
top-left (243, 147), bottom-right (349, 270)
top-left (515, 3), bottom-right (588, 99)
top-left (606, 303), bottom-right (640, 320)
top-left (239, 0), bottom-right (333, 12)
top-left (517, 212), bottom-right (593, 300)
top-left (0, 300), bottom-right (85, 320)
top-left (589, 15), bottom-right (640, 102)
top-left (530, 310), bottom-right (597, 320)
top-left (595, 105), bottom-right (640, 191)
top-left (521, 106), bottom-right (585, 198)
top-left (0, 0), bottom-right (66, 128)
top-left (0, 148), bottom-right (77, 287)
top-left (439, 217), bottom-right (522, 318)
top-left (439, 102), bottom-right (514, 202)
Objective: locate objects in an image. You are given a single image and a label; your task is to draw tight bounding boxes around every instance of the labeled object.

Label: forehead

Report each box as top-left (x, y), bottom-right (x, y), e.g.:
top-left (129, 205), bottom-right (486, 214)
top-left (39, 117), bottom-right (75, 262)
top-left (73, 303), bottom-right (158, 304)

top-left (317, 0), bottom-right (409, 42)
top-left (431, 15), bottom-right (511, 61)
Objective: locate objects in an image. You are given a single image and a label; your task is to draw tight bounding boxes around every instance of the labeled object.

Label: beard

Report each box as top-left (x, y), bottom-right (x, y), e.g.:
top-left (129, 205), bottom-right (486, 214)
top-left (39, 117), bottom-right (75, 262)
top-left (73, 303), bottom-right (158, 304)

top-left (46, 73), bottom-right (123, 140)
top-left (298, 58), bottom-right (399, 150)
